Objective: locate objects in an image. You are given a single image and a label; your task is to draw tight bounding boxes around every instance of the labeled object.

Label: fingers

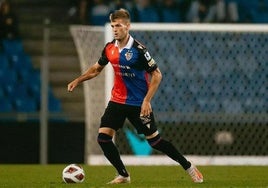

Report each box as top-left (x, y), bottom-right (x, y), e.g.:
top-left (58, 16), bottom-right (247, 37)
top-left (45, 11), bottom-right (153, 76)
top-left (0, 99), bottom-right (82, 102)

top-left (67, 83), bottom-right (75, 92)
top-left (140, 110), bottom-right (151, 117)
top-left (68, 79), bottom-right (79, 92)
top-left (67, 86), bottom-right (73, 92)
top-left (140, 101), bottom-right (152, 117)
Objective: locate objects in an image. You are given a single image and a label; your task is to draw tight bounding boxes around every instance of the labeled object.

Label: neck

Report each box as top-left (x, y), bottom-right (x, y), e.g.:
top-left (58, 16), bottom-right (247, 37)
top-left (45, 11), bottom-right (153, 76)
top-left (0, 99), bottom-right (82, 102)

top-left (117, 34), bottom-right (130, 49)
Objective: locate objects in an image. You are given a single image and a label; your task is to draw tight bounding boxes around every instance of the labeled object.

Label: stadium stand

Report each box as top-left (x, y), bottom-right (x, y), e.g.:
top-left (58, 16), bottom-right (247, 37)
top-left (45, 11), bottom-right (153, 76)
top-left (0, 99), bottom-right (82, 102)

top-left (0, 38), bottom-right (62, 115)
top-left (16, 0), bottom-right (83, 119)
top-left (1, 0), bottom-right (267, 121)
top-left (160, 0), bottom-right (182, 23)
top-left (88, 0), bottom-right (110, 26)
top-left (0, 98), bottom-right (13, 112)
top-left (0, 0), bottom-right (87, 121)
top-left (130, 0), bottom-right (161, 23)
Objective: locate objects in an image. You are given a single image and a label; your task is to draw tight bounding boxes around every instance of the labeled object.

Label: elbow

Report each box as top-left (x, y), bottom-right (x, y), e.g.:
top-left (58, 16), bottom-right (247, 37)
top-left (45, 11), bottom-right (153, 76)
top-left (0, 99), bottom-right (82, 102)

top-left (150, 68), bottom-right (162, 83)
top-left (156, 68), bottom-right (162, 82)
top-left (158, 71), bottom-right (162, 82)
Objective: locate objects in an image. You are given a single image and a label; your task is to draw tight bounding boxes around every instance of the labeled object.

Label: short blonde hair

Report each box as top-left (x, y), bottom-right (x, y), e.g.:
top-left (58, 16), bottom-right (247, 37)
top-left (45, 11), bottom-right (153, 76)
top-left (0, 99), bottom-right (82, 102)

top-left (109, 8), bottom-right (130, 22)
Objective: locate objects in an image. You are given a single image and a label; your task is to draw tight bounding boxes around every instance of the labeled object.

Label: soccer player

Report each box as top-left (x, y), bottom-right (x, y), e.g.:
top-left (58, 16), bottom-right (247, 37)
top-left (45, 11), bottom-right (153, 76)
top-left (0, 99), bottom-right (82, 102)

top-left (67, 8), bottom-right (203, 184)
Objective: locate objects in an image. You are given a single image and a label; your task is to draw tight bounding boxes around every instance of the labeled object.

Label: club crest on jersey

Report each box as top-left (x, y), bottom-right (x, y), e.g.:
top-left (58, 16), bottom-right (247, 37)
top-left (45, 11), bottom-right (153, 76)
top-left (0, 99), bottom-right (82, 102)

top-left (125, 50), bottom-right (133, 61)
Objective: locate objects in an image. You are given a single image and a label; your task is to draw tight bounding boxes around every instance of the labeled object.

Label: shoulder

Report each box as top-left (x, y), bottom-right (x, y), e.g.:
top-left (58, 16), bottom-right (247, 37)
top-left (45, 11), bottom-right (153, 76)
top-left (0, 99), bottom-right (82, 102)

top-left (133, 39), bottom-right (147, 50)
top-left (132, 39), bottom-right (150, 56)
top-left (102, 39), bottom-right (116, 54)
top-left (104, 39), bottom-right (116, 48)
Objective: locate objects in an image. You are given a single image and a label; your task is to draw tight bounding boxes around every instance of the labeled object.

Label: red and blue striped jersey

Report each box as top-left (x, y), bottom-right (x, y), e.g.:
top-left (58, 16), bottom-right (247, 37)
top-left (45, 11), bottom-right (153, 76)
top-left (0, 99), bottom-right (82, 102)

top-left (98, 36), bottom-right (157, 106)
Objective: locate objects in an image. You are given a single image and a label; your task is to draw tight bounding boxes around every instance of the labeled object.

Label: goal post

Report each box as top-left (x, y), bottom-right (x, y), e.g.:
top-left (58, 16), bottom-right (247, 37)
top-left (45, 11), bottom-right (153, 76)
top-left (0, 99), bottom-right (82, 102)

top-left (70, 26), bottom-right (106, 162)
top-left (70, 23), bottom-right (268, 165)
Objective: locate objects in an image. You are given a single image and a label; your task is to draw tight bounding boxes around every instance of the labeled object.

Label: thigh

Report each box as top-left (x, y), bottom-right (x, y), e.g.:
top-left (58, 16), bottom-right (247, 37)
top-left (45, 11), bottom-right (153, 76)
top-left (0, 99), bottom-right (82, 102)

top-left (127, 106), bottom-right (158, 136)
top-left (100, 101), bottom-right (126, 131)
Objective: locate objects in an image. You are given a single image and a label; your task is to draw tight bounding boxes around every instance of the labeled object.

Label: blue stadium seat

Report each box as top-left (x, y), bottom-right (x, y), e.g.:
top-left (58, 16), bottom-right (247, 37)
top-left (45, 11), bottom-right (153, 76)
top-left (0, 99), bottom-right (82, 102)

top-left (10, 53), bottom-right (33, 71)
top-left (161, 8), bottom-right (181, 23)
top-left (13, 96), bottom-right (38, 112)
top-left (30, 85), bottom-right (62, 112)
top-left (132, 7), bottom-right (160, 22)
top-left (238, 0), bottom-right (259, 11)
top-left (88, 5), bottom-right (110, 26)
top-left (18, 69), bottom-right (40, 85)
top-left (1, 39), bottom-right (24, 56)
top-left (0, 87), bottom-right (5, 98)
top-left (0, 98), bottom-right (13, 112)
top-left (4, 83), bottom-right (29, 99)
top-left (89, 15), bottom-right (109, 26)
top-left (48, 97), bottom-right (62, 112)
top-left (27, 81), bottom-right (40, 99)
top-left (0, 53), bottom-right (10, 70)
top-left (0, 69), bottom-right (18, 85)
top-left (251, 11), bottom-right (268, 23)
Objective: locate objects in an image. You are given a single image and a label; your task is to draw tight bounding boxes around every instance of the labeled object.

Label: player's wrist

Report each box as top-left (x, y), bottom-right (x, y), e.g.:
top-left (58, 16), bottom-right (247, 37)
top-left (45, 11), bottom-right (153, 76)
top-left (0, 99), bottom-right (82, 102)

top-left (143, 98), bottom-right (151, 103)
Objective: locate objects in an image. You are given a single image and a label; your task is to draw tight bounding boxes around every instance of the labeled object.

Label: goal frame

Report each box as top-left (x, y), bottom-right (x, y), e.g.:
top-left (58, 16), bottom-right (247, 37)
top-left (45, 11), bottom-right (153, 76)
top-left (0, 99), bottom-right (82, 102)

top-left (70, 23), bottom-right (268, 165)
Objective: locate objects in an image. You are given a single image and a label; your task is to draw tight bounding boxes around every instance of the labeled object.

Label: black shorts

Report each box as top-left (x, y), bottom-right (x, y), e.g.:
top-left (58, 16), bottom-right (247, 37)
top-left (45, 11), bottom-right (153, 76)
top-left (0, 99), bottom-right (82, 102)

top-left (100, 101), bottom-right (157, 136)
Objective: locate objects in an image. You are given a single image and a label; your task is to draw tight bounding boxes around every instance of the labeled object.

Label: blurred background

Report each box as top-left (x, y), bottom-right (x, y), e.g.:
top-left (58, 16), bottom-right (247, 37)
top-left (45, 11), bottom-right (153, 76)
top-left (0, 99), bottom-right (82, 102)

top-left (0, 0), bottom-right (267, 164)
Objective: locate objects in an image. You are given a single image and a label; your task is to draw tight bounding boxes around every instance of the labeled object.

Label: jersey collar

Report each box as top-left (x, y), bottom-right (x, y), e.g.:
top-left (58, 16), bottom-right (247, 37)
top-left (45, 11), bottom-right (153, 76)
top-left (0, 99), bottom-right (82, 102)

top-left (115, 35), bottom-right (134, 52)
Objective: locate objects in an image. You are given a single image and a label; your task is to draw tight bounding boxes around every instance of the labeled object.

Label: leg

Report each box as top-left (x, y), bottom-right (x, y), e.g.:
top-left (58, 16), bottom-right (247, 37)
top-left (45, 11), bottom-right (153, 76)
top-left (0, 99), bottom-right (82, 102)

top-left (97, 127), bottom-right (129, 178)
top-left (146, 132), bottom-right (203, 183)
top-left (129, 111), bottom-right (191, 169)
top-left (97, 102), bottom-right (130, 184)
top-left (146, 132), bottom-right (191, 170)
top-left (129, 109), bottom-right (203, 183)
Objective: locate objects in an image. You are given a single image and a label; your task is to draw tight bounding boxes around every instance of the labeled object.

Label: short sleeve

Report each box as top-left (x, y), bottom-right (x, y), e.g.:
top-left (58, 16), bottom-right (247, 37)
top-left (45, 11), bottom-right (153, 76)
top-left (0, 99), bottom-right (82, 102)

top-left (98, 44), bottom-right (109, 66)
top-left (138, 45), bottom-right (158, 73)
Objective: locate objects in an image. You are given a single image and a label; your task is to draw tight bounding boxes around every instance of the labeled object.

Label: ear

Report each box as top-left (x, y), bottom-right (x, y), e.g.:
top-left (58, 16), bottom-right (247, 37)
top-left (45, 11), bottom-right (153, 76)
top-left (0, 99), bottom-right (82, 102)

top-left (126, 23), bottom-right (131, 30)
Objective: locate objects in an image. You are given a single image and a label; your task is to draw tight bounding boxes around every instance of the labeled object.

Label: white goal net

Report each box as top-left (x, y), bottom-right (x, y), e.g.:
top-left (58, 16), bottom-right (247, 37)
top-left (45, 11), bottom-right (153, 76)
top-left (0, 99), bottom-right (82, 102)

top-left (70, 24), bottom-right (268, 165)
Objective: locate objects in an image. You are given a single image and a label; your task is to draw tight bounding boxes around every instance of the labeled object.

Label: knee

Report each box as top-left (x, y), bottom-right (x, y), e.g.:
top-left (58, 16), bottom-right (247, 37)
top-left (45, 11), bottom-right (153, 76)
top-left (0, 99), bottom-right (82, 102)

top-left (147, 134), bottom-right (162, 149)
top-left (97, 133), bottom-right (113, 145)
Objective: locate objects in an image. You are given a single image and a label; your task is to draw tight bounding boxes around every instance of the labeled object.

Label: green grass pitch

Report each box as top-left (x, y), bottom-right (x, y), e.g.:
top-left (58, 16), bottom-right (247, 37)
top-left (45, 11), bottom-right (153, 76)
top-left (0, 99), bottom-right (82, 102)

top-left (0, 165), bottom-right (267, 187)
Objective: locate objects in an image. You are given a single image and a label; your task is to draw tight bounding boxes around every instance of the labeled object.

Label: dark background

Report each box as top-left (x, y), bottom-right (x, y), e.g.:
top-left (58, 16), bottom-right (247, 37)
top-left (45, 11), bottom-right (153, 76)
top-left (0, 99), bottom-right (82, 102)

top-left (0, 121), bottom-right (85, 163)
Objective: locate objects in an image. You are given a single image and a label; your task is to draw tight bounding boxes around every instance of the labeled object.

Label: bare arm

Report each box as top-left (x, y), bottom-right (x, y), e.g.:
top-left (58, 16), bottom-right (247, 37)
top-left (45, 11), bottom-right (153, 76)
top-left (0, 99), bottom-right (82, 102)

top-left (140, 67), bottom-right (162, 116)
top-left (67, 62), bottom-right (105, 92)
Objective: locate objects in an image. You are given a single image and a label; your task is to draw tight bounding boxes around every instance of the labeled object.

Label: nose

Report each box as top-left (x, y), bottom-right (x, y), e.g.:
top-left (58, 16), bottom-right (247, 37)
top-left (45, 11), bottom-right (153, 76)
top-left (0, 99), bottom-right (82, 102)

top-left (112, 27), bottom-right (117, 32)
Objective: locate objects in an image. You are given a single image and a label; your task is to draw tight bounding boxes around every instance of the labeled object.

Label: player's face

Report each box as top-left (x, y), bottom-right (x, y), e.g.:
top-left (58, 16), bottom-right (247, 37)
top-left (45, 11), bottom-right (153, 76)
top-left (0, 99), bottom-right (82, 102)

top-left (110, 19), bottom-right (130, 41)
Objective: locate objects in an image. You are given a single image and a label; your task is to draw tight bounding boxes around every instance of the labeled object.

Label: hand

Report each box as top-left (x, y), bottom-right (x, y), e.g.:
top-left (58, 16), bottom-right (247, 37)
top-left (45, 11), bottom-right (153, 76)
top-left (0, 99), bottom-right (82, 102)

top-left (140, 100), bottom-right (152, 117)
top-left (67, 79), bottom-right (79, 92)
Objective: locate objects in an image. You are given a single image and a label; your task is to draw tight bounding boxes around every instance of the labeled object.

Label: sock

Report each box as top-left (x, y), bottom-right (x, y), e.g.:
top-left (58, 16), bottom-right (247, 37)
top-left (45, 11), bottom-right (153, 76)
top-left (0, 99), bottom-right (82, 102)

top-left (97, 133), bottom-right (129, 177)
top-left (147, 135), bottom-right (191, 170)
